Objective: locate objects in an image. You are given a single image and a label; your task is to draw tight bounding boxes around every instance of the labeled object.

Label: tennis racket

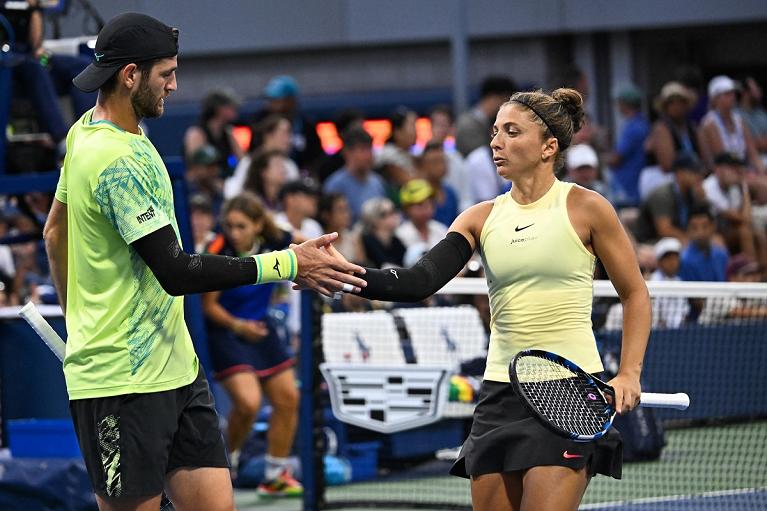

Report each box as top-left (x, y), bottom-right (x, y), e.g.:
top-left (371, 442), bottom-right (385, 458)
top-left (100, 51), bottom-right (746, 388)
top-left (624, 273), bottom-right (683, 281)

top-left (509, 349), bottom-right (689, 442)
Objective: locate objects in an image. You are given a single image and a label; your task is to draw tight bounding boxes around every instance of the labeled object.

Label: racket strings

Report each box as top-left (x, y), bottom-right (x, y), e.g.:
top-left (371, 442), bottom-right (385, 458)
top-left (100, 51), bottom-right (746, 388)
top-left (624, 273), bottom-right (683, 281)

top-left (516, 355), bottom-right (612, 436)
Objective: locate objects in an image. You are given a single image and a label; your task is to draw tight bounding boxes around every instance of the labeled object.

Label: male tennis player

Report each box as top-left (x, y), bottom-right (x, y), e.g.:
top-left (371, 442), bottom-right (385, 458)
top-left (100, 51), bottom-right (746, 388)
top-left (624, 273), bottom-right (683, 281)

top-left (42, 12), bottom-right (365, 511)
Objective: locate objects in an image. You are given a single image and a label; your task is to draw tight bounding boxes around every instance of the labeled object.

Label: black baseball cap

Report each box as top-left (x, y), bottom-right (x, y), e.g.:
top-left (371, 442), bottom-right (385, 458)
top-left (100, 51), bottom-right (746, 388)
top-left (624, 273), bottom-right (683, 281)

top-left (714, 152), bottom-right (746, 166)
top-left (672, 153), bottom-right (704, 173)
top-left (73, 13), bottom-right (179, 93)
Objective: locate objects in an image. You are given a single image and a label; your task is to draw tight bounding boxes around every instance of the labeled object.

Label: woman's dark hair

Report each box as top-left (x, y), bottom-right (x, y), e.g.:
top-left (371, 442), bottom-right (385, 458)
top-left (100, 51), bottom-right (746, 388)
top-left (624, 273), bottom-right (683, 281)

top-left (386, 106), bottom-right (416, 144)
top-left (504, 88), bottom-right (585, 172)
top-left (99, 59), bottom-right (158, 97)
top-left (221, 192), bottom-right (282, 242)
top-left (243, 149), bottom-right (284, 198)
top-left (199, 89), bottom-right (239, 124)
top-left (249, 114), bottom-right (290, 152)
top-left (318, 192), bottom-right (347, 230)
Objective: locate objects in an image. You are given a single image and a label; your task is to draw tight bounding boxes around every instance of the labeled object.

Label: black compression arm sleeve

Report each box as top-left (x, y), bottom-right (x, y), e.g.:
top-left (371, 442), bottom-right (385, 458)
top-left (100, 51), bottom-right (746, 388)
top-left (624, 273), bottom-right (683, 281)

top-left (358, 231), bottom-right (474, 302)
top-left (131, 224), bottom-right (258, 296)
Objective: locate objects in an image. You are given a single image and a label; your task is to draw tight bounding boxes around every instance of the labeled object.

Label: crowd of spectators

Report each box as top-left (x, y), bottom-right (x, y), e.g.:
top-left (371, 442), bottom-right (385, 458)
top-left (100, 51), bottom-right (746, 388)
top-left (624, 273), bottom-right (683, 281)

top-left (3, 67), bottom-right (767, 315)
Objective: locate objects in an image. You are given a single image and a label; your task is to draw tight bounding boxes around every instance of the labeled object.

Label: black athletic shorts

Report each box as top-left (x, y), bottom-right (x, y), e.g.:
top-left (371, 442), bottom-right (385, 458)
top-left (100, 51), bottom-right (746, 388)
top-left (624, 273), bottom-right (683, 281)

top-left (450, 380), bottom-right (623, 479)
top-left (70, 365), bottom-right (229, 498)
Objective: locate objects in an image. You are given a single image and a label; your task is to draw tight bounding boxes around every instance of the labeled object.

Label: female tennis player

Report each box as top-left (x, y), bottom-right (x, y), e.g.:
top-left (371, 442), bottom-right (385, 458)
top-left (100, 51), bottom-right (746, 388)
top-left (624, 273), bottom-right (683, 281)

top-left (346, 88), bottom-right (651, 510)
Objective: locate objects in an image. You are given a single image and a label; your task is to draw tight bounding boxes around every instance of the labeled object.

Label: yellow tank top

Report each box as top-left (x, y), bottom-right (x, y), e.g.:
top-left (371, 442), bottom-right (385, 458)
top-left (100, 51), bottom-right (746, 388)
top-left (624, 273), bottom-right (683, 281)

top-left (480, 179), bottom-right (603, 382)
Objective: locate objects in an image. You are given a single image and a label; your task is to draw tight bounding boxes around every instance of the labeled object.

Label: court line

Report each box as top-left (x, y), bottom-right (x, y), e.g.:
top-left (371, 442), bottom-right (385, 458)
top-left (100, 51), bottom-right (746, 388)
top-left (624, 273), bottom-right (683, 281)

top-left (580, 486), bottom-right (767, 509)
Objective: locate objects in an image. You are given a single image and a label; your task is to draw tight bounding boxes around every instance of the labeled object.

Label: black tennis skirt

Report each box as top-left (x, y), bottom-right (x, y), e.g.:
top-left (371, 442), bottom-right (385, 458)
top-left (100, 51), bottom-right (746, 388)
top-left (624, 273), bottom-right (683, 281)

top-left (450, 380), bottom-right (623, 479)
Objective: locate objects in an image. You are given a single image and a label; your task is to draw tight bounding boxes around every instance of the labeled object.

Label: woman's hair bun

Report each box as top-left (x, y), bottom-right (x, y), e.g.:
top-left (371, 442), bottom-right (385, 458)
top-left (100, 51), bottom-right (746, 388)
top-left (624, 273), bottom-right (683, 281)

top-left (551, 87), bottom-right (585, 135)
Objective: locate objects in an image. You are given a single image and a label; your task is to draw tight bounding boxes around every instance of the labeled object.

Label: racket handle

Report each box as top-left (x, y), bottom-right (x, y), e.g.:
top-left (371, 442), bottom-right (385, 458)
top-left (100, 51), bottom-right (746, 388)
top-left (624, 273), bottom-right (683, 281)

top-left (640, 392), bottom-right (690, 410)
top-left (19, 302), bottom-right (66, 362)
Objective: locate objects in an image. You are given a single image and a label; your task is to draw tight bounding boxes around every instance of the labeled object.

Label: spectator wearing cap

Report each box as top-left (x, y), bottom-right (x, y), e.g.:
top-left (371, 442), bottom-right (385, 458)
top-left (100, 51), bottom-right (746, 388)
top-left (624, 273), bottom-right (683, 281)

top-left (679, 207), bottom-right (729, 282)
top-left (429, 104), bottom-right (472, 211)
top-left (564, 144), bottom-right (611, 200)
top-left (700, 76), bottom-right (765, 173)
top-left (324, 127), bottom-right (386, 222)
top-left (649, 237), bottom-right (689, 327)
top-left (376, 106), bottom-right (418, 193)
top-left (652, 237), bottom-right (683, 282)
top-left (358, 197), bottom-right (406, 269)
top-left (703, 152), bottom-right (763, 264)
top-left (606, 85), bottom-right (650, 206)
top-left (634, 154), bottom-right (708, 244)
top-left (225, 114), bottom-right (299, 199)
top-left (184, 89), bottom-right (244, 178)
top-left (252, 75), bottom-right (324, 172)
top-left (417, 141), bottom-right (460, 226)
top-left (185, 144), bottom-right (224, 217)
top-left (455, 76), bottom-right (517, 157)
top-left (642, 82), bottom-right (703, 200)
top-left (395, 179), bottom-right (448, 253)
top-left (275, 178), bottom-right (323, 240)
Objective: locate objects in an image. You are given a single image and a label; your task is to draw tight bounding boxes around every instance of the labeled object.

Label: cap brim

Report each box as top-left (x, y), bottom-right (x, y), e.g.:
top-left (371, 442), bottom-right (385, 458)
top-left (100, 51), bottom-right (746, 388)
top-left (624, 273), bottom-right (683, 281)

top-left (73, 63), bottom-right (122, 93)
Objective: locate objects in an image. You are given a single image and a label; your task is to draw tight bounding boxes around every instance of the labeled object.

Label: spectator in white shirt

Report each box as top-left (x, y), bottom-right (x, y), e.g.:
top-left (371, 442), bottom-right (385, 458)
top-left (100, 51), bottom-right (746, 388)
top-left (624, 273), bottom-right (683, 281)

top-left (650, 237), bottom-right (690, 328)
top-left (703, 152), bottom-right (763, 264)
top-left (465, 145), bottom-right (505, 203)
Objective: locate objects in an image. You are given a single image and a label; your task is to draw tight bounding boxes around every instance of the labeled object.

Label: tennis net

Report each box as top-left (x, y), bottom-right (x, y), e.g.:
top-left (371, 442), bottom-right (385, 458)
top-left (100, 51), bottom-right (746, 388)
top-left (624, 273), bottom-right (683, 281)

top-left (299, 279), bottom-right (767, 510)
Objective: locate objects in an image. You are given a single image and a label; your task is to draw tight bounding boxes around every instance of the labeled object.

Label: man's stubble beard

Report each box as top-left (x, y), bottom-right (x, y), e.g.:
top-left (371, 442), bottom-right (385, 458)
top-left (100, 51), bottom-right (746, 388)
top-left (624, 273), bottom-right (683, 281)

top-left (131, 78), bottom-right (163, 120)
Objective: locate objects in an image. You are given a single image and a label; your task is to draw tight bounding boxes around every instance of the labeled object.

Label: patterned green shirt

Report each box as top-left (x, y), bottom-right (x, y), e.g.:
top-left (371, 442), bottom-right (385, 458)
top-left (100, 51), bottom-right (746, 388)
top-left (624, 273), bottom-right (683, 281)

top-left (55, 109), bottom-right (198, 400)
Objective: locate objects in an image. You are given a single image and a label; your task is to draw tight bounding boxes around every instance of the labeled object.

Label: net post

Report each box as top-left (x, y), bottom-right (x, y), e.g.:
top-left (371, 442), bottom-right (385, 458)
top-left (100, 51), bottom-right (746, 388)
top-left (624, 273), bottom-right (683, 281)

top-left (299, 290), bottom-right (325, 510)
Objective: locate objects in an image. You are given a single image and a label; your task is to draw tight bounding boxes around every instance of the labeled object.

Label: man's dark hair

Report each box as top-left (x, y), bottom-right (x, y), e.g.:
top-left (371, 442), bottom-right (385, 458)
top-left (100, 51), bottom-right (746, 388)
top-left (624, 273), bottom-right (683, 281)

top-left (479, 76), bottom-right (517, 99)
top-left (99, 59), bottom-right (159, 97)
top-left (341, 127), bottom-right (372, 149)
top-left (317, 192), bottom-right (346, 230)
top-left (421, 141), bottom-right (444, 155)
top-left (334, 108), bottom-right (366, 133)
top-left (556, 65), bottom-right (585, 90)
top-left (674, 65), bottom-right (704, 91)
top-left (688, 205), bottom-right (714, 223)
top-left (672, 154), bottom-right (703, 173)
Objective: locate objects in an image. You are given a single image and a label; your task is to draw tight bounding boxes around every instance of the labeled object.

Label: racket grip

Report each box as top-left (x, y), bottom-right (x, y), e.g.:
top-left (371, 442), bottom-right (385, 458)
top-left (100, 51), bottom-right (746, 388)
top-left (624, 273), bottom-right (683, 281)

top-left (640, 392), bottom-right (690, 410)
top-left (19, 302), bottom-right (66, 362)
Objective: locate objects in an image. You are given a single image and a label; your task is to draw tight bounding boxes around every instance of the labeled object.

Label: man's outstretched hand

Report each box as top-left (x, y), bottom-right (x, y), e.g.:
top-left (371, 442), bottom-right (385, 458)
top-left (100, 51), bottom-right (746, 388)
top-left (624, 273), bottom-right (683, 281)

top-left (291, 232), bottom-right (366, 297)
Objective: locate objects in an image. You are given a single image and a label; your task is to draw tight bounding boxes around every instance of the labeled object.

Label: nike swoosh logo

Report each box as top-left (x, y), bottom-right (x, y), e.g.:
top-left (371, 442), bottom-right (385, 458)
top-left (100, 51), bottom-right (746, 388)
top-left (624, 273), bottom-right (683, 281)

top-left (515, 223), bottom-right (534, 232)
top-left (563, 451), bottom-right (583, 459)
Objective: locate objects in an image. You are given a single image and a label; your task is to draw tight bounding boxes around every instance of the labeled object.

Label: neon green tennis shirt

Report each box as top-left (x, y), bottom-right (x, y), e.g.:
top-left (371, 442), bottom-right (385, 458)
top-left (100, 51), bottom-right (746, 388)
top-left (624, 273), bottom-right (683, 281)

top-left (55, 109), bottom-right (198, 400)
